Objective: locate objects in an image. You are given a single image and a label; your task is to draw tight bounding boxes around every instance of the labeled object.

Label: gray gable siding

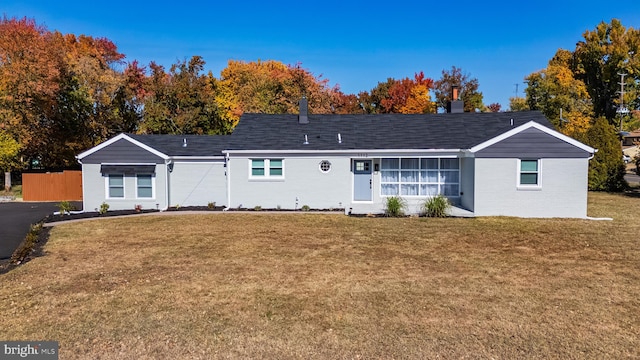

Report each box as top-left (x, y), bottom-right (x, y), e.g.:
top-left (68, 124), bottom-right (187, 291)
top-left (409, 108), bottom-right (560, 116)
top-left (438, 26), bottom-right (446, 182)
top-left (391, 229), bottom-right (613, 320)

top-left (474, 128), bottom-right (591, 158)
top-left (81, 139), bottom-right (165, 164)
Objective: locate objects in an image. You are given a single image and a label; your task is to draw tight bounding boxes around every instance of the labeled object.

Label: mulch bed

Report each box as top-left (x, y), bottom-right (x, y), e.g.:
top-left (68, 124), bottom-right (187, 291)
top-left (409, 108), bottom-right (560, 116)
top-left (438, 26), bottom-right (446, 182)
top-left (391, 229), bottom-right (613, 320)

top-left (0, 226), bottom-right (52, 275)
top-left (43, 209), bottom-right (160, 223)
top-left (43, 205), bottom-right (348, 223)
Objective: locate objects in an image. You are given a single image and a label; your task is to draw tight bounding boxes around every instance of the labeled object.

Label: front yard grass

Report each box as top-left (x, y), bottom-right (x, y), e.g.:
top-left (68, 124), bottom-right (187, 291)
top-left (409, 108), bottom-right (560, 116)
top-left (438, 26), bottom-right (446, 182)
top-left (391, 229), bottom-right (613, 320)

top-left (0, 192), bottom-right (638, 358)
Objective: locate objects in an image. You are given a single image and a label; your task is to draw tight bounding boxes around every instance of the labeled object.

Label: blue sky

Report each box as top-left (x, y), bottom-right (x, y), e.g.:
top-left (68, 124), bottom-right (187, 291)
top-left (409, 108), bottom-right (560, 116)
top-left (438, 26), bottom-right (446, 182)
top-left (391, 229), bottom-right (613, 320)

top-left (4, 1), bottom-right (640, 109)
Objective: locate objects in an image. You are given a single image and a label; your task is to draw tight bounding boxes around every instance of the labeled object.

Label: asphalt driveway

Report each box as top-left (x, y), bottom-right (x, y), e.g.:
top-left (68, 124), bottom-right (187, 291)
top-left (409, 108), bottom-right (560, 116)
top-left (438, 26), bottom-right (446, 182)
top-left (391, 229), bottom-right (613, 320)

top-left (0, 202), bottom-right (77, 260)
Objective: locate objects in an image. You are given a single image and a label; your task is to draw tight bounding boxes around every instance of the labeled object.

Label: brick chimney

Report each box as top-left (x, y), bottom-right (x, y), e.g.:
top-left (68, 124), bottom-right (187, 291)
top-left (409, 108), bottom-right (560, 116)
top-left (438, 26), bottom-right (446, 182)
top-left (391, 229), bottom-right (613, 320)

top-left (446, 85), bottom-right (464, 113)
top-left (298, 96), bottom-right (309, 124)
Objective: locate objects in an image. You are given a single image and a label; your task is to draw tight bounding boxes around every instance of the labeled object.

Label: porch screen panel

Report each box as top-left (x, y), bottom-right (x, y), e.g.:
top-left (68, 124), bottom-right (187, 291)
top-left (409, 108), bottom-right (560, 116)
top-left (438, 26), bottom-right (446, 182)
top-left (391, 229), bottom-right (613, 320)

top-left (400, 158), bottom-right (419, 195)
top-left (440, 159), bottom-right (460, 196)
top-left (381, 157), bottom-right (460, 197)
top-left (420, 158), bottom-right (439, 196)
top-left (381, 158), bottom-right (400, 195)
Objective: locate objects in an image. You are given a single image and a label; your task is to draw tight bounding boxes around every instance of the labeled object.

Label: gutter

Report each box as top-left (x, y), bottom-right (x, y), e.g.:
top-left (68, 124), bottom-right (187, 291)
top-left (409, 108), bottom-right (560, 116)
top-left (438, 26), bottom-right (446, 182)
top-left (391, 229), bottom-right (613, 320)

top-left (222, 149), bottom-right (463, 155)
top-left (171, 156), bottom-right (225, 160)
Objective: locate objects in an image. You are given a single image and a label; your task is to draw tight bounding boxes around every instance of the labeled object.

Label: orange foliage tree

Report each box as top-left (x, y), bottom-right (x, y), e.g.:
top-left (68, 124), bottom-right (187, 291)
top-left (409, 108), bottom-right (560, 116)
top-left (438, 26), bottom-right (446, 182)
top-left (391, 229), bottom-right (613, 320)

top-left (0, 16), bottom-right (132, 168)
top-left (363, 72), bottom-right (436, 114)
top-left (216, 60), bottom-right (339, 121)
top-left (0, 17), bottom-right (59, 168)
top-left (525, 49), bottom-right (593, 136)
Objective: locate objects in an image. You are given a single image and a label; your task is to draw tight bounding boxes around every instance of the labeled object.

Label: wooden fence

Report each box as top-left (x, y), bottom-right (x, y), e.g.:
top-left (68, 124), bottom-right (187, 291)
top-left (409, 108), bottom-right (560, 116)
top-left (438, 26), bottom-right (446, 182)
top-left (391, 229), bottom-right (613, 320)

top-left (22, 170), bottom-right (83, 201)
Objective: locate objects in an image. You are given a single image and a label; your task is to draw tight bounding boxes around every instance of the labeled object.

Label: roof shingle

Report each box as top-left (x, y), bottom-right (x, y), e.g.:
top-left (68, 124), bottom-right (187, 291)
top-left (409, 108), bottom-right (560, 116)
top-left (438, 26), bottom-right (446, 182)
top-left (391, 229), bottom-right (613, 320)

top-left (126, 134), bottom-right (233, 157)
top-left (226, 111), bottom-right (554, 151)
top-left (123, 111), bottom-right (554, 156)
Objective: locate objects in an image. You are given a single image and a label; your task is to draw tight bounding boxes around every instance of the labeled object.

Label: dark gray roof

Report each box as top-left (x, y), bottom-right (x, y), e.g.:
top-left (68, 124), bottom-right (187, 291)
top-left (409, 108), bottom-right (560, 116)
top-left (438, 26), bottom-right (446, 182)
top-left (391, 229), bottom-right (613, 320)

top-left (127, 134), bottom-right (233, 156)
top-left (122, 111), bottom-right (554, 155)
top-left (226, 111), bottom-right (554, 151)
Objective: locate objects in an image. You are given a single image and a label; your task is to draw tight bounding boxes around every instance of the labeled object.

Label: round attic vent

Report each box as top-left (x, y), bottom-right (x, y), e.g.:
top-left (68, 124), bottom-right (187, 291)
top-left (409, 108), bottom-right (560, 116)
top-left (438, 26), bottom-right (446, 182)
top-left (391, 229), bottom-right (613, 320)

top-left (319, 160), bottom-right (331, 173)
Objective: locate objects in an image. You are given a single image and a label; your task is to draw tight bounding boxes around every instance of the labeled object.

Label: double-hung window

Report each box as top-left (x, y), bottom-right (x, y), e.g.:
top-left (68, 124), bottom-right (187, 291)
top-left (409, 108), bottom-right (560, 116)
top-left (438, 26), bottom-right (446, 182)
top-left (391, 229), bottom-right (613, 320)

top-left (269, 159), bottom-right (283, 176)
top-left (251, 159), bottom-right (265, 176)
top-left (107, 174), bottom-right (124, 198)
top-left (136, 174), bottom-right (154, 198)
top-left (518, 159), bottom-right (540, 187)
top-left (251, 159), bottom-right (284, 179)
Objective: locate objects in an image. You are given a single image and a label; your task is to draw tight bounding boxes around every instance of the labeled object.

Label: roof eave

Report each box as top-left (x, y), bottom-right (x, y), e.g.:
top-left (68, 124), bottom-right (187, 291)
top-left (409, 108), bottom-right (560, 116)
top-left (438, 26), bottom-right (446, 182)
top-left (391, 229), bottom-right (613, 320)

top-left (222, 148), bottom-right (463, 155)
top-left (76, 133), bottom-right (170, 160)
top-left (171, 156), bottom-right (226, 160)
top-left (469, 121), bottom-right (596, 154)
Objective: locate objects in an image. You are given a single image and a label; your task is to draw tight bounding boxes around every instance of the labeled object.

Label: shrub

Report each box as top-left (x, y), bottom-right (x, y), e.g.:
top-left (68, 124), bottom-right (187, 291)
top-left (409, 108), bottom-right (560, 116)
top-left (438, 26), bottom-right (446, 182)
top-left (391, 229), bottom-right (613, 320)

top-left (384, 196), bottom-right (407, 217)
top-left (578, 117), bottom-right (627, 191)
top-left (57, 201), bottom-right (74, 215)
top-left (99, 202), bottom-right (109, 215)
top-left (301, 205), bottom-right (311, 211)
top-left (254, 205), bottom-right (262, 211)
top-left (208, 202), bottom-right (216, 209)
top-left (423, 194), bottom-right (450, 218)
top-left (134, 204), bottom-right (143, 212)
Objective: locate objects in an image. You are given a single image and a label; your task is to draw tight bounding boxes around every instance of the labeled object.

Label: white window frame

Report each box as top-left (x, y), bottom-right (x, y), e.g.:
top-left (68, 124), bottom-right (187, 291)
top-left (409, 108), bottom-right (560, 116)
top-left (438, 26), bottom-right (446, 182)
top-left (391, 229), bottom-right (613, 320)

top-left (249, 158), bottom-right (285, 180)
top-left (136, 174), bottom-right (156, 199)
top-left (380, 157), bottom-right (460, 198)
top-left (517, 159), bottom-right (542, 189)
top-left (106, 174), bottom-right (125, 199)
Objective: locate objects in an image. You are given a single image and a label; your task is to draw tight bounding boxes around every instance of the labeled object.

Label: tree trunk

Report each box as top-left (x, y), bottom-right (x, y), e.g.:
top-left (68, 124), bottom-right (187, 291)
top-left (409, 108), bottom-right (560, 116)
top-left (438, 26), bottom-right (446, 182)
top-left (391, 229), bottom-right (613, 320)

top-left (4, 171), bottom-right (11, 191)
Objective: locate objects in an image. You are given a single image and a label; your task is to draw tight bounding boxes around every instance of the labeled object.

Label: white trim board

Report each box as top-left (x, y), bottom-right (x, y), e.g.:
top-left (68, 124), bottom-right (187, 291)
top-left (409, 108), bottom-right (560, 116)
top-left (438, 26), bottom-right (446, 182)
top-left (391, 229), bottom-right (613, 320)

top-left (469, 121), bottom-right (596, 154)
top-left (77, 133), bottom-right (170, 161)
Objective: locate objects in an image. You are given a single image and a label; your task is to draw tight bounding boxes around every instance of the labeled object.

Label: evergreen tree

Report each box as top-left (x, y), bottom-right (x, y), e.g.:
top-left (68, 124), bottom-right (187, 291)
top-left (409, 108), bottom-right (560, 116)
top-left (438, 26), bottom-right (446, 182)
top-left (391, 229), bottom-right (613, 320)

top-left (579, 117), bottom-right (627, 191)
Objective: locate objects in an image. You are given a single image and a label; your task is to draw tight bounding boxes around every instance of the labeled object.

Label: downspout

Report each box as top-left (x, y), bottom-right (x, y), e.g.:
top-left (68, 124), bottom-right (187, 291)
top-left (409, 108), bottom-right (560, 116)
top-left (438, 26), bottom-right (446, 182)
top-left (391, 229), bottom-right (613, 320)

top-left (76, 156), bottom-right (86, 213)
top-left (588, 149), bottom-right (598, 160)
top-left (163, 159), bottom-right (172, 211)
top-left (225, 153), bottom-right (231, 208)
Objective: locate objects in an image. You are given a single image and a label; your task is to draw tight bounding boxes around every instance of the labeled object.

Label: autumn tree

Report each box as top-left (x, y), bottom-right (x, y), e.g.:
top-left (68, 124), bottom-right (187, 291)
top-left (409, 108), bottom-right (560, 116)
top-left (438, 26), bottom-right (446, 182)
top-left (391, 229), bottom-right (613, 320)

top-left (358, 79), bottom-right (395, 113)
top-left (378, 72), bottom-right (435, 114)
top-left (0, 16), bottom-right (59, 170)
top-left (434, 66), bottom-right (483, 112)
top-left (0, 17), bottom-right (137, 168)
top-left (140, 56), bottom-right (229, 135)
top-left (524, 49), bottom-right (593, 136)
top-left (508, 97), bottom-right (529, 112)
top-left (43, 32), bottom-right (129, 167)
top-left (215, 60), bottom-right (338, 124)
top-left (525, 20), bottom-right (640, 132)
top-left (330, 91), bottom-right (362, 114)
top-left (486, 103), bottom-right (501, 112)
top-left (520, 20), bottom-right (640, 192)
top-left (111, 60), bottom-right (147, 134)
top-left (573, 19), bottom-right (640, 124)
top-left (0, 130), bottom-right (20, 190)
